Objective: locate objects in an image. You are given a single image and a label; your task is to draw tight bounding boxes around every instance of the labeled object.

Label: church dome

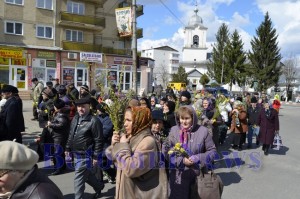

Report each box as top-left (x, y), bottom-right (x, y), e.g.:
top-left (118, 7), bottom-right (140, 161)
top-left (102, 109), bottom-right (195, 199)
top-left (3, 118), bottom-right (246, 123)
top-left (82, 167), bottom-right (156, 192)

top-left (188, 7), bottom-right (203, 26)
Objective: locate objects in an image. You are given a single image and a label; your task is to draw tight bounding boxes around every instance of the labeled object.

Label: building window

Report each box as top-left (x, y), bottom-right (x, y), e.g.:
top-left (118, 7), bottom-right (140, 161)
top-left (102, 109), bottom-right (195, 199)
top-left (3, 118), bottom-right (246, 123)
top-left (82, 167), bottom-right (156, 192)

top-left (36, 25), bottom-right (53, 39)
top-left (193, 35), bottom-right (199, 46)
top-left (66, 29), bottom-right (83, 42)
top-left (5, 21), bottom-right (23, 35)
top-left (67, 1), bottom-right (85, 15)
top-left (5, 0), bottom-right (23, 5)
top-left (36, 0), bottom-right (53, 10)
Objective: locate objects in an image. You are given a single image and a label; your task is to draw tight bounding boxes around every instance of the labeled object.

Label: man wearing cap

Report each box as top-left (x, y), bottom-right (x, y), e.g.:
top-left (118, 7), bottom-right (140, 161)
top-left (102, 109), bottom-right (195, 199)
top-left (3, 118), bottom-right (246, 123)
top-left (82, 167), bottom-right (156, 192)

top-left (38, 81), bottom-right (58, 106)
top-left (79, 84), bottom-right (91, 99)
top-left (67, 83), bottom-right (79, 101)
top-left (0, 85), bottom-right (24, 143)
top-left (65, 97), bottom-right (104, 199)
top-left (180, 90), bottom-right (192, 106)
top-left (31, 78), bottom-right (44, 120)
top-left (0, 141), bottom-right (63, 199)
top-left (247, 96), bottom-right (261, 148)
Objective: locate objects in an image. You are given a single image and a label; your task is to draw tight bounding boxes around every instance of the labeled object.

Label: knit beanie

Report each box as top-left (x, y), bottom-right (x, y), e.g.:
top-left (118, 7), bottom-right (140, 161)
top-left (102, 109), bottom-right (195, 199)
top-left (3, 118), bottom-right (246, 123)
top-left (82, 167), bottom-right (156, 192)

top-left (54, 99), bottom-right (65, 109)
top-left (0, 141), bottom-right (39, 170)
top-left (81, 85), bottom-right (89, 92)
top-left (181, 91), bottom-right (191, 99)
top-left (151, 110), bottom-right (164, 121)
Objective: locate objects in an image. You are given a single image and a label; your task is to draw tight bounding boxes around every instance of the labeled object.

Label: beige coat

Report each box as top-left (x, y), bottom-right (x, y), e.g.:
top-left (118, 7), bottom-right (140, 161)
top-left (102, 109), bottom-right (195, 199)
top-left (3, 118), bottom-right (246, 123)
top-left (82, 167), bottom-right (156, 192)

top-left (107, 129), bottom-right (168, 199)
top-left (32, 82), bottom-right (44, 102)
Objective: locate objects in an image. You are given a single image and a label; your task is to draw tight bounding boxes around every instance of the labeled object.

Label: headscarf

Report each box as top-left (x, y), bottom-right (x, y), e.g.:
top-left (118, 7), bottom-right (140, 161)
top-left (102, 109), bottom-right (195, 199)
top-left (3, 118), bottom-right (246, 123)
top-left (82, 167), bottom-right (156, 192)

top-left (128, 106), bottom-right (152, 136)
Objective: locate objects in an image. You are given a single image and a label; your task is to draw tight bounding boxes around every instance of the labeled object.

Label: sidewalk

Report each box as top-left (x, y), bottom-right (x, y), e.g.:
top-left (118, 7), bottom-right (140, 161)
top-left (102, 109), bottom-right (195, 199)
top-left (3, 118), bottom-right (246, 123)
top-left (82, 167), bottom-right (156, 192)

top-left (22, 100), bottom-right (42, 144)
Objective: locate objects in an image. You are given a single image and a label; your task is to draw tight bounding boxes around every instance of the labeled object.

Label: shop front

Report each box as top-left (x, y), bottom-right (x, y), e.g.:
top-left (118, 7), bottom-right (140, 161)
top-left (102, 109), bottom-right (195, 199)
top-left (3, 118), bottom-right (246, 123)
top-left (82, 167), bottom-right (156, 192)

top-left (0, 48), bottom-right (27, 90)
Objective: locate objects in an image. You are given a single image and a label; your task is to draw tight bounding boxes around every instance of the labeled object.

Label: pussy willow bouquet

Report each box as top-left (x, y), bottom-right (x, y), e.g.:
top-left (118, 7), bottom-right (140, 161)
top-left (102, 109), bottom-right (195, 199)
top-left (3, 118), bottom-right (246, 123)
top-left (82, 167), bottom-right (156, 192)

top-left (168, 143), bottom-right (189, 157)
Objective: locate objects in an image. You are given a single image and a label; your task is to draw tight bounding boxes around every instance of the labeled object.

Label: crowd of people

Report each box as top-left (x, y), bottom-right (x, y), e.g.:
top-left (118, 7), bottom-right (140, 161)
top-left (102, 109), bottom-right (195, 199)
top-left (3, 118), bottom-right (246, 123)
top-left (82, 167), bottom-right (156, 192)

top-left (0, 80), bottom-right (281, 199)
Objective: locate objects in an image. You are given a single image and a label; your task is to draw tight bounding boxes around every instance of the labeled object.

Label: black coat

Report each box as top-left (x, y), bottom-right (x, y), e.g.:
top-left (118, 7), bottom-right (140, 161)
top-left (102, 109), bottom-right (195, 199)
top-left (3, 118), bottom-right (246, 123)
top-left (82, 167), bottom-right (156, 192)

top-left (98, 113), bottom-right (113, 149)
top-left (11, 165), bottom-right (63, 199)
top-left (48, 108), bottom-right (70, 147)
top-left (66, 113), bottom-right (104, 158)
top-left (0, 96), bottom-right (23, 143)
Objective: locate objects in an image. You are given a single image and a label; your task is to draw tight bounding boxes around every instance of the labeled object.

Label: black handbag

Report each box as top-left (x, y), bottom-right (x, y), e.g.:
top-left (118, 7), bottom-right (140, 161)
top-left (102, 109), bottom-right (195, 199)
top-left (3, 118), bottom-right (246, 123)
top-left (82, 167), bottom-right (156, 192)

top-left (194, 171), bottom-right (224, 199)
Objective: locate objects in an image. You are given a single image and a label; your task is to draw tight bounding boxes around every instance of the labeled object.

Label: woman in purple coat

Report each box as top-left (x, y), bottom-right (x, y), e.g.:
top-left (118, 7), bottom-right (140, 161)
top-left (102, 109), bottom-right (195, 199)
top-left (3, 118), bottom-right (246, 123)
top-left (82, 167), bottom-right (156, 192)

top-left (163, 105), bottom-right (216, 199)
top-left (257, 101), bottom-right (279, 155)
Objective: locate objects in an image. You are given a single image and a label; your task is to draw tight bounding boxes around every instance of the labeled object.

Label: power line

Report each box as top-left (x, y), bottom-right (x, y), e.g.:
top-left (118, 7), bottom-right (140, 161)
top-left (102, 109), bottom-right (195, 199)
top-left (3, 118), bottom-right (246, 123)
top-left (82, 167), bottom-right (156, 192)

top-left (158, 0), bottom-right (186, 27)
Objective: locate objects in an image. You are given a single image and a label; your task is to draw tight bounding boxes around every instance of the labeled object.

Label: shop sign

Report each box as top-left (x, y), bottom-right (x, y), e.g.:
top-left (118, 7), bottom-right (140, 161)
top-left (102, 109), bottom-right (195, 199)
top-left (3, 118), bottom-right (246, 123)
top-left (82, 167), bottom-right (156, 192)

top-left (76, 62), bottom-right (88, 68)
top-left (80, 52), bottom-right (102, 62)
top-left (12, 59), bottom-right (26, 66)
top-left (63, 68), bottom-right (75, 85)
top-left (0, 49), bottom-right (23, 59)
top-left (37, 51), bottom-right (56, 59)
top-left (46, 60), bottom-right (56, 68)
top-left (114, 57), bottom-right (132, 65)
top-left (0, 57), bottom-right (9, 65)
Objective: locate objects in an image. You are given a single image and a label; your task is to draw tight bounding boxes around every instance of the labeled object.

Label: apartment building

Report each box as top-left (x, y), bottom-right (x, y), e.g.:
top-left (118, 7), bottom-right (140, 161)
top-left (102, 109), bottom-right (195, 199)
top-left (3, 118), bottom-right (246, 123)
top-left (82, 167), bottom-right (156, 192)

top-left (0, 0), bottom-right (149, 98)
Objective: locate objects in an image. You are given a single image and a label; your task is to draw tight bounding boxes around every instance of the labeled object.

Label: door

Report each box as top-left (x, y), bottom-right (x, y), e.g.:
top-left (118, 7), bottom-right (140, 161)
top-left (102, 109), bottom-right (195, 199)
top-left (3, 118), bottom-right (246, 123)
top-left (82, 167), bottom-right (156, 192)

top-left (11, 66), bottom-right (27, 90)
top-left (76, 68), bottom-right (88, 88)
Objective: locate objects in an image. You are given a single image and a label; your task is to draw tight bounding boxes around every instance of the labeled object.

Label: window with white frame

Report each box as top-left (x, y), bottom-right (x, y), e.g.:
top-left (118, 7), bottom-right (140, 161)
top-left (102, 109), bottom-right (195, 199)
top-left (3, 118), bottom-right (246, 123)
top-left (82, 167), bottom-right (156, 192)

top-left (36, 25), bottom-right (53, 39)
top-left (5, 0), bottom-right (23, 5)
top-left (36, 0), bottom-right (53, 10)
top-left (5, 21), bottom-right (23, 35)
top-left (66, 30), bottom-right (83, 42)
top-left (67, 1), bottom-right (85, 15)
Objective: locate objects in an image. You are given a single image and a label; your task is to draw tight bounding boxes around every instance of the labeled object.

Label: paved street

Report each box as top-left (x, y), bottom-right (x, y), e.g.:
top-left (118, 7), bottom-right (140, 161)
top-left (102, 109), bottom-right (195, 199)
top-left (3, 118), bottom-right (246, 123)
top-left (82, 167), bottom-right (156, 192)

top-left (21, 100), bottom-right (300, 199)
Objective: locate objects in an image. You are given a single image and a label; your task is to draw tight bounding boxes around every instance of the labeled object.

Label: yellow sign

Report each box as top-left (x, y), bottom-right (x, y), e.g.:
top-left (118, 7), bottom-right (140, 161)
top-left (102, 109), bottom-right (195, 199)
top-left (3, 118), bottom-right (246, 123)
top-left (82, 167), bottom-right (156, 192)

top-left (0, 57), bottom-right (9, 65)
top-left (12, 59), bottom-right (26, 66)
top-left (17, 81), bottom-right (25, 89)
top-left (0, 49), bottom-right (23, 59)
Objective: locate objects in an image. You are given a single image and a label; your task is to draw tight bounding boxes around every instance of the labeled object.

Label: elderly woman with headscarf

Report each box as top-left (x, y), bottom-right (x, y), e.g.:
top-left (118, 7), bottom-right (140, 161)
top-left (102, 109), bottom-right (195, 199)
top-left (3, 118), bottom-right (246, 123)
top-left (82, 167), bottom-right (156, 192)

top-left (163, 105), bottom-right (216, 199)
top-left (201, 97), bottom-right (223, 147)
top-left (257, 101), bottom-right (279, 155)
top-left (106, 106), bottom-right (168, 199)
top-left (229, 100), bottom-right (248, 150)
top-left (0, 141), bottom-right (63, 199)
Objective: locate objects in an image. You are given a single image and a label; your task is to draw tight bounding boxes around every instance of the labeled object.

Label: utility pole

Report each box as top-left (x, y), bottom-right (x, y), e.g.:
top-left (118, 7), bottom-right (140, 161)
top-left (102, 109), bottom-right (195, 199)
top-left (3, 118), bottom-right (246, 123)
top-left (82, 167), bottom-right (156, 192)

top-left (132, 0), bottom-right (137, 95)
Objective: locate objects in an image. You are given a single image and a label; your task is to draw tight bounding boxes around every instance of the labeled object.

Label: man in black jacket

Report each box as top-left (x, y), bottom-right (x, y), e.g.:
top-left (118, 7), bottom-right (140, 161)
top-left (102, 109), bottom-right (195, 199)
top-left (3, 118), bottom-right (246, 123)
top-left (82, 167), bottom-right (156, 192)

top-left (247, 96), bottom-right (261, 148)
top-left (65, 97), bottom-right (104, 199)
top-left (0, 85), bottom-right (24, 143)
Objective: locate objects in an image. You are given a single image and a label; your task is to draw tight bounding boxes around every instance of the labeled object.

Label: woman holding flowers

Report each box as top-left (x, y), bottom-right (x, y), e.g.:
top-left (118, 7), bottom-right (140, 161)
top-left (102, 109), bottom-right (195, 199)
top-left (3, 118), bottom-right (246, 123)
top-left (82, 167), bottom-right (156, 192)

top-left (106, 106), bottom-right (168, 199)
top-left (163, 105), bottom-right (216, 199)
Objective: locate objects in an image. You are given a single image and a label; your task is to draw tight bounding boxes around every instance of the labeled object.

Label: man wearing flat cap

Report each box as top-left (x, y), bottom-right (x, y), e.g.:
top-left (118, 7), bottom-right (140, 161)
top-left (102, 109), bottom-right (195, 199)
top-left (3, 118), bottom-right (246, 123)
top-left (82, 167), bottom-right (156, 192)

top-left (0, 141), bottom-right (63, 199)
top-left (65, 97), bottom-right (105, 199)
top-left (0, 85), bottom-right (24, 143)
top-left (31, 78), bottom-right (44, 120)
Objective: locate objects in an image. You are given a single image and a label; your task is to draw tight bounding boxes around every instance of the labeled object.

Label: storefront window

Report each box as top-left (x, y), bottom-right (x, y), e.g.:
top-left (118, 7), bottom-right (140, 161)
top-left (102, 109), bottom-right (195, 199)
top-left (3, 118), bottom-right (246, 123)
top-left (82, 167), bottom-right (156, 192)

top-left (62, 68), bottom-right (75, 85)
top-left (0, 66), bottom-right (9, 85)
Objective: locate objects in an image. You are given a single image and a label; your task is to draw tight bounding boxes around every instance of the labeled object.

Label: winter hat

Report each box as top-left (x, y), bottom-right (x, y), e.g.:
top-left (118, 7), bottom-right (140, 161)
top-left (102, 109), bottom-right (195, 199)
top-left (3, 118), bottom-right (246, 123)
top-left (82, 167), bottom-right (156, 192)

top-left (42, 88), bottom-right (54, 98)
top-left (250, 96), bottom-right (257, 103)
top-left (58, 85), bottom-right (67, 94)
top-left (181, 91), bottom-right (191, 99)
top-left (81, 85), bottom-right (89, 92)
top-left (1, 85), bottom-right (16, 93)
top-left (0, 141), bottom-right (39, 170)
top-left (54, 99), bottom-right (65, 109)
top-left (96, 102), bottom-right (108, 113)
top-left (74, 97), bottom-right (91, 105)
top-left (151, 110), bottom-right (164, 121)
top-left (31, 78), bottom-right (38, 82)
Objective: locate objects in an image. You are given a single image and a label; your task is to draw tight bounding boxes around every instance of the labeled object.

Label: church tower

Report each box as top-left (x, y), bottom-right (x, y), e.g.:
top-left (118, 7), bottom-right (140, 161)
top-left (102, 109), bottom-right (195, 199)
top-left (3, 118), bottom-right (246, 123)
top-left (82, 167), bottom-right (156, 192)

top-left (182, 3), bottom-right (208, 63)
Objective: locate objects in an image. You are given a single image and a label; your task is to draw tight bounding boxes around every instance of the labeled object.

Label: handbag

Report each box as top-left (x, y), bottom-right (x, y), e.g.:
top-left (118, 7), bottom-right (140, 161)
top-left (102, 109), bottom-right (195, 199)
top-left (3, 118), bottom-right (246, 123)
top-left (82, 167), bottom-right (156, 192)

top-left (194, 170), bottom-right (224, 199)
top-left (272, 134), bottom-right (283, 150)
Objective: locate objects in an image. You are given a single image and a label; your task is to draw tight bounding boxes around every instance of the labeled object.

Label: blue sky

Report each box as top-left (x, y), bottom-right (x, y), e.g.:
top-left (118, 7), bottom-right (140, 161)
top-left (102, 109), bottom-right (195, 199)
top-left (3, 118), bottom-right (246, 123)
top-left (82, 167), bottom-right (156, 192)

top-left (136, 0), bottom-right (300, 59)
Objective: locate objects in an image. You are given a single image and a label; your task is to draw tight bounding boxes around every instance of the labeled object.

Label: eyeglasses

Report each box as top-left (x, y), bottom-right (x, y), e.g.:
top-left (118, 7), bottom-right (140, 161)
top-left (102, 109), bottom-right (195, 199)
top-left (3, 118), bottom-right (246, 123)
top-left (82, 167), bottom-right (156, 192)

top-left (0, 170), bottom-right (12, 178)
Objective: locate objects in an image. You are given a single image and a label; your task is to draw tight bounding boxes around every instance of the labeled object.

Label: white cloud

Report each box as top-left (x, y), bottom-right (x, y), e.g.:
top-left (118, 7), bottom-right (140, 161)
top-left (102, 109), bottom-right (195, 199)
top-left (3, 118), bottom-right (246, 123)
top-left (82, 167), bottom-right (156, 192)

top-left (164, 15), bottom-right (177, 25)
top-left (255, 0), bottom-right (300, 56)
top-left (230, 12), bottom-right (250, 28)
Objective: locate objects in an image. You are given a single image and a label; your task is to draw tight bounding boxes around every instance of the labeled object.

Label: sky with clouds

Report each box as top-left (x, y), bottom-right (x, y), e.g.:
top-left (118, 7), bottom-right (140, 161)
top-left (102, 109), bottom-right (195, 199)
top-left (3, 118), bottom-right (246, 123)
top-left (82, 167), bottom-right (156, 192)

top-left (136, 0), bottom-right (300, 60)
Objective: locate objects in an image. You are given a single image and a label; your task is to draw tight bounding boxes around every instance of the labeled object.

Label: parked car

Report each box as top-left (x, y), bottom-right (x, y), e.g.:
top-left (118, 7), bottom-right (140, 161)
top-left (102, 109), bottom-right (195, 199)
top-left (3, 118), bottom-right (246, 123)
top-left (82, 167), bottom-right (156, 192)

top-left (204, 87), bottom-right (230, 97)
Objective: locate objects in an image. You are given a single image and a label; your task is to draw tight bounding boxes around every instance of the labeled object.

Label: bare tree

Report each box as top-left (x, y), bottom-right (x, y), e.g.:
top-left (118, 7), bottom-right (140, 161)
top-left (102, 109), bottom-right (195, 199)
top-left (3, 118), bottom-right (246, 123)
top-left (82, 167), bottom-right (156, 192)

top-left (283, 55), bottom-right (299, 101)
top-left (155, 64), bottom-right (170, 88)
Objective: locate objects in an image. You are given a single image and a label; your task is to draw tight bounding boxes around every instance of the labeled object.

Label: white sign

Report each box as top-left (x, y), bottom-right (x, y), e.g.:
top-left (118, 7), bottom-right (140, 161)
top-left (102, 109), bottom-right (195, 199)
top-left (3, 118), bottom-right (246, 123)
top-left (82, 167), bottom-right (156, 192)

top-left (80, 52), bottom-right (102, 63)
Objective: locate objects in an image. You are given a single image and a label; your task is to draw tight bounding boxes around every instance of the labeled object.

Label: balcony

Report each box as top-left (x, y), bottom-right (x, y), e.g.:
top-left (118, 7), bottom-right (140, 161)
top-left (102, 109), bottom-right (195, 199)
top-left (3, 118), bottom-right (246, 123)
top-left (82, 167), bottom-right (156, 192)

top-left (62, 41), bottom-right (102, 52)
top-left (58, 12), bottom-right (105, 32)
top-left (136, 28), bottom-right (143, 39)
top-left (82, 0), bottom-right (107, 6)
top-left (102, 47), bottom-right (131, 56)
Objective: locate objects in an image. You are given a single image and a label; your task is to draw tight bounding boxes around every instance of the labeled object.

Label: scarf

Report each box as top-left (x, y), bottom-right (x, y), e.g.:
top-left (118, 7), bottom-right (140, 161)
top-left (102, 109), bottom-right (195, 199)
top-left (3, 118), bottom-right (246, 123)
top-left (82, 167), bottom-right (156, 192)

top-left (179, 125), bottom-right (193, 150)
